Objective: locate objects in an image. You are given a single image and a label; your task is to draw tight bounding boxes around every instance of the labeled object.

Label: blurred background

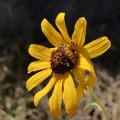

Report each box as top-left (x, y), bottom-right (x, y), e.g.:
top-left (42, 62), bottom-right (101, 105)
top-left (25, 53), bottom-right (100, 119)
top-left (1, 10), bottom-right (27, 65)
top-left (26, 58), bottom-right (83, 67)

top-left (0, 0), bottom-right (120, 120)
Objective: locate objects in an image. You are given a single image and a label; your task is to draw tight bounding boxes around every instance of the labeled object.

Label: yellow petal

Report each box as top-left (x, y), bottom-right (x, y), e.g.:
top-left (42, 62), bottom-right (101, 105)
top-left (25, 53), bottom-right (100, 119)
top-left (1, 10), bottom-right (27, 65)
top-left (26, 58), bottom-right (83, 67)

top-left (72, 67), bottom-right (84, 100)
top-left (34, 76), bottom-right (56, 107)
top-left (84, 36), bottom-right (111, 59)
top-left (28, 44), bottom-right (51, 60)
top-left (49, 75), bottom-right (63, 117)
top-left (72, 17), bottom-right (87, 47)
top-left (55, 12), bottom-right (70, 43)
top-left (41, 18), bottom-right (64, 47)
top-left (63, 73), bottom-right (78, 116)
top-left (77, 55), bottom-right (96, 86)
top-left (26, 69), bottom-right (52, 91)
top-left (28, 61), bottom-right (51, 74)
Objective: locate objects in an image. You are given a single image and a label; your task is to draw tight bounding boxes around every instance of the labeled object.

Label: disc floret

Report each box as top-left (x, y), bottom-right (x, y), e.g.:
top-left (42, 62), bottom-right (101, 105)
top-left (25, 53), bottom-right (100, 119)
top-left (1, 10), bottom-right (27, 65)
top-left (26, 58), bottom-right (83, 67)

top-left (50, 42), bottom-right (78, 74)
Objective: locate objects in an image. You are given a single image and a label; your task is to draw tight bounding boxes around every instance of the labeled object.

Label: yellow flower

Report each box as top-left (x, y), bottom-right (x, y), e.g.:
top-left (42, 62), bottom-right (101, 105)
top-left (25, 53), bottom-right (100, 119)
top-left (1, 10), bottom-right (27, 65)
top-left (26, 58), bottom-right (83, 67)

top-left (26, 12), bottom-right (111, 117)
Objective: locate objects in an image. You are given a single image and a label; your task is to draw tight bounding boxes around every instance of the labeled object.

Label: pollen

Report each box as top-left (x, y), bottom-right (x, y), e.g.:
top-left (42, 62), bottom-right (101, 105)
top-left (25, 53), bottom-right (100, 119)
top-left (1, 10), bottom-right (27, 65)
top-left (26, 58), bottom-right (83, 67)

top-left (50, 42), bottom-right (78, 74)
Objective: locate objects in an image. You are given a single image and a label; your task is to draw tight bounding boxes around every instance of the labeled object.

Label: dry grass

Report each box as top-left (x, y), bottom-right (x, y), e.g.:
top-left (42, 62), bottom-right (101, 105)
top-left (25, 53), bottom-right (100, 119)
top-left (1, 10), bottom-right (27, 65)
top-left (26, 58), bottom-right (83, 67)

top-left (0, 63), bottom-right (120, 120)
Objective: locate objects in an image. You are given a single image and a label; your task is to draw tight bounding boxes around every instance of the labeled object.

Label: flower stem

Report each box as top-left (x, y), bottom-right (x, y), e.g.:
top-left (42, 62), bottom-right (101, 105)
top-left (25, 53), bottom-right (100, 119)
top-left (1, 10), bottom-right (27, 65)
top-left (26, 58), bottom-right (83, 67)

top-left (87, 87), bottom-right (108, 120)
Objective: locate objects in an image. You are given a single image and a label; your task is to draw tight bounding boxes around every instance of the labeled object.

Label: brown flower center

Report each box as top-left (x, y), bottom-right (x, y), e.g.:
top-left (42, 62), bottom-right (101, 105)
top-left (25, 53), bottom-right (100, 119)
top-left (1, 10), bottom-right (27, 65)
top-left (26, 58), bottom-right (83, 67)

top-left (50, 42), bottom-right (78, 74)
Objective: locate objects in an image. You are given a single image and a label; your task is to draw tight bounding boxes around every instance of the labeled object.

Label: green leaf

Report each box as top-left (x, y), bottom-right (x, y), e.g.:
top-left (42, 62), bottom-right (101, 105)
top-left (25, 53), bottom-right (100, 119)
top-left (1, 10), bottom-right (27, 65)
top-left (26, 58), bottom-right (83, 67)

top-left (86, 86), bottom-right (108, 120)
top-left (83, 102), bottom-right (103, 111)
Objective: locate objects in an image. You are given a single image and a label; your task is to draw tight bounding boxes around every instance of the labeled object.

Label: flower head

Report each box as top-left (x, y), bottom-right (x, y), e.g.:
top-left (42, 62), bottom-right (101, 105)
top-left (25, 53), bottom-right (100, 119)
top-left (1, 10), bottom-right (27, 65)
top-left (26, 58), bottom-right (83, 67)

top-left (26, 12), bottom-right (111, 117)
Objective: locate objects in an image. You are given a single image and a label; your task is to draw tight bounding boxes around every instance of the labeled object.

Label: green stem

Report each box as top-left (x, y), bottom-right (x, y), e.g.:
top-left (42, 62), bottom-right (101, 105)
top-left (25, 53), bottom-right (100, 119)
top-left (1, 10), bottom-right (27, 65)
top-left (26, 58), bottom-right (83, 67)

top-left (87, 87), bottom-right (108, 120)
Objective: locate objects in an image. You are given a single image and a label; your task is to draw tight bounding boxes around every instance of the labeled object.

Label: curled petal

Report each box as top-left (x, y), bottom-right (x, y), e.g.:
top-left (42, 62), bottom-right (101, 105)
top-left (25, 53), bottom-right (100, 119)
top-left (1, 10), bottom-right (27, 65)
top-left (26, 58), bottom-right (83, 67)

top-left (72, 67), bottom-right (85, 101)
top-left (26, 69), bottom-right (52, 91)
top-left (28, 61), bottom-right (51, 74)
top-left (72, 17), bottom-right (87, 47)
top-left (63, 73), bottom-right (78, 116)
top-left (55, 12), bottom-right (70, 43)
top-left (84, 36), bottom-right (111, 59)
top-left (28, 44), bottom-right (51, 61)
top-left (34, 76), bottom-right (56, 107)
top-left (77, 55), bottom-right (96, 86)
top-left (41, 19), bottom-right (64, 47)
top-left (49, 75), bottom-right (63, 117)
